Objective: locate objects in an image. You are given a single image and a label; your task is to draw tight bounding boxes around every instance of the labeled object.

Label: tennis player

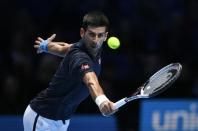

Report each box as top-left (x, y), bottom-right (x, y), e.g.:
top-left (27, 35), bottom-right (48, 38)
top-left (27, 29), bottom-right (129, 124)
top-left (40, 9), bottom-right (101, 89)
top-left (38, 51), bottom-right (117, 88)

top-left (23, 11), bottom-right (117, 131)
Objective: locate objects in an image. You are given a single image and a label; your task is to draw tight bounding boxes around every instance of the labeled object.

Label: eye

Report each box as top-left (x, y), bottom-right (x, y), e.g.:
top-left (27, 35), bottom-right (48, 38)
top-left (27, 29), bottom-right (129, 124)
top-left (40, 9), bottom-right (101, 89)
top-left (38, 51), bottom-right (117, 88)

top-left (98, 33), bottom-right (105, 38)
top-left (88, 32), bottom-right (96, 38)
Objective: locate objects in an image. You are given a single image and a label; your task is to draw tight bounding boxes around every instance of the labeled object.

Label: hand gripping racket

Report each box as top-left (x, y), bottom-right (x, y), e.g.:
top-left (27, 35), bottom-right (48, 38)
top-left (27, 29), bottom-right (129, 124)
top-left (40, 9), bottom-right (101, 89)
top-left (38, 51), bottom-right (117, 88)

top-left (113, 63), bottom-right (182, 110)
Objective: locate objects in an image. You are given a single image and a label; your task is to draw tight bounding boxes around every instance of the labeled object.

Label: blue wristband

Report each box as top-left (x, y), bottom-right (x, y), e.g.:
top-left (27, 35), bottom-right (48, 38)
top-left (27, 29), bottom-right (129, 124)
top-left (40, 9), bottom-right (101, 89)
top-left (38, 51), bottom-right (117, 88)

top-left (37, 40), bottom-right (48, 53)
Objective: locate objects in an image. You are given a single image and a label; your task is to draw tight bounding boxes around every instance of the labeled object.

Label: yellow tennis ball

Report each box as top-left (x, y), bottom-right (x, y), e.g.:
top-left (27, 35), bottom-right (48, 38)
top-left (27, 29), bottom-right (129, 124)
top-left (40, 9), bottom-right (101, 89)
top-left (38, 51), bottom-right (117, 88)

top-left (107, 37), bottom-right (120, 49)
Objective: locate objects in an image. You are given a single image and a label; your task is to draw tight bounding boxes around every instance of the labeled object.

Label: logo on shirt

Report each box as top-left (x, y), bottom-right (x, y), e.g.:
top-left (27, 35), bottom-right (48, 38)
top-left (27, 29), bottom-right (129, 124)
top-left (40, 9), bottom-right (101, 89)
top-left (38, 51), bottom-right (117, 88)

top-left (98, 58), bottom-right (101, 65)
top-left (81, 64), bottom-right (90, 70)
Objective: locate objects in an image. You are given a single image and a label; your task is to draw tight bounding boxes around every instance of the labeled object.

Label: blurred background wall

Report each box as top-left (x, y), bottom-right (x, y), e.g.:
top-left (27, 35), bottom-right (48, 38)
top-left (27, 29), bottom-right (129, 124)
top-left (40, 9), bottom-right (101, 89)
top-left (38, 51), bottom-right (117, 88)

top-left (0, 0), bottom-right (198, 130)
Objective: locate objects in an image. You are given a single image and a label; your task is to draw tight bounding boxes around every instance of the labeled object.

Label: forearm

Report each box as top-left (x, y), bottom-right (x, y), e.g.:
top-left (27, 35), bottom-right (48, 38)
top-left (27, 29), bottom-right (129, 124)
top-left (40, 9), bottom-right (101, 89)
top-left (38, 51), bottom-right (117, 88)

top-left (83, 72), bottom-right (116, 116)
top-left (47, 42), bottom-right (72, 57)
top-left (83, 72), bottom-right (104, 100)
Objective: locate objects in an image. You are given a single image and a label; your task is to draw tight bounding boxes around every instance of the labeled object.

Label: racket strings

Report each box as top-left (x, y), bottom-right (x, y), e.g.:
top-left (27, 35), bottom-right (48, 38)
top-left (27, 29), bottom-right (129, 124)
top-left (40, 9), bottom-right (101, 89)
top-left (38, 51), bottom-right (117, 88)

top-left (142, 64), bottom-right (181, 96)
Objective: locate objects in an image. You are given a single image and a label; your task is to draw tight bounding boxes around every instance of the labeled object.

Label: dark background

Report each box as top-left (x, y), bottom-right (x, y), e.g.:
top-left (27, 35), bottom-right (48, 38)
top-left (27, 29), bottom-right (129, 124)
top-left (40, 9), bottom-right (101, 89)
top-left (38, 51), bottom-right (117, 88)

top-left (1, 0), bottom-right (198, 130)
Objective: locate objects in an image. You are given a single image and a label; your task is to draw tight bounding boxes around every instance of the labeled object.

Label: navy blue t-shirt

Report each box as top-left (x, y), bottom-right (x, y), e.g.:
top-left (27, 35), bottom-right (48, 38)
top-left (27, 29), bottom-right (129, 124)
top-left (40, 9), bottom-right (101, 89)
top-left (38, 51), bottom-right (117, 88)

top-left (30, 40), bottom-right (101, 120)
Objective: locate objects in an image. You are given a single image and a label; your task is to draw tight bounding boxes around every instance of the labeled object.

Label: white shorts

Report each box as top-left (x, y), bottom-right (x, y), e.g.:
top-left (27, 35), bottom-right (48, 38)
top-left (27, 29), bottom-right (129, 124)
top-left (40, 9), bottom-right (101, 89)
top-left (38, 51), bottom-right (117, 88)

top-left (23, 105), bottom-right (70, 131)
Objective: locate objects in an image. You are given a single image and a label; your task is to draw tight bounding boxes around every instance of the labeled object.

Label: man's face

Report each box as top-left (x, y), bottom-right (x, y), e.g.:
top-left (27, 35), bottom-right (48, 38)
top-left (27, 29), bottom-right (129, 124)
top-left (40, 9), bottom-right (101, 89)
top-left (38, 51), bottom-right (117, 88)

top-left (80, 26), bottom-right (108, 56)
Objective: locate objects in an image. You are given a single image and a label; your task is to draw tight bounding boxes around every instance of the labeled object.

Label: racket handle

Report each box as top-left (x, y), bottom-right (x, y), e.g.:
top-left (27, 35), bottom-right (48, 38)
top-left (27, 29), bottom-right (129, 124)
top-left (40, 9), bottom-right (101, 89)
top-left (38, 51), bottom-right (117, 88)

top-left (113, 98), bottom-right (127, 110)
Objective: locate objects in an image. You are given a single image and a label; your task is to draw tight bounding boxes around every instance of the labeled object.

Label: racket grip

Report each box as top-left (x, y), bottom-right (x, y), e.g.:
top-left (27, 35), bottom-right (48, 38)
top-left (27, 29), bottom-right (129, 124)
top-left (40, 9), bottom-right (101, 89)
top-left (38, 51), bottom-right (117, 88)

top-left (113, 98), bottom-right (127, 110)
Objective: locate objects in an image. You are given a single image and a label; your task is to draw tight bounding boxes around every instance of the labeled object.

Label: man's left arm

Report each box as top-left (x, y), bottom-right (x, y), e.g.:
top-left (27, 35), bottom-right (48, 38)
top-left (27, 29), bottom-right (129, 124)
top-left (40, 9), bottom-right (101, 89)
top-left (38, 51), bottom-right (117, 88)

top-left (34, 34), bottom-right (72, 57)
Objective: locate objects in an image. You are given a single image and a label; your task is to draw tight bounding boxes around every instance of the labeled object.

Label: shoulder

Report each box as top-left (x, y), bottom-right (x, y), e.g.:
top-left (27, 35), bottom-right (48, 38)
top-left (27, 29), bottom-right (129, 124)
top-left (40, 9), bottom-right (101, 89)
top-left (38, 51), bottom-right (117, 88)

top-left (66, 45), bottom-right (92, 67)
top-left (68, 43), bottom-right (91, 60)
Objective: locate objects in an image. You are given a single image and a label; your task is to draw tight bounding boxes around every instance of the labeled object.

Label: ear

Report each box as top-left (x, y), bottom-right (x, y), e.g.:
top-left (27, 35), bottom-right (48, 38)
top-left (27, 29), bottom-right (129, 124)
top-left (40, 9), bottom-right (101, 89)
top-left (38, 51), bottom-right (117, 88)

top-left (103, 32), bottom-right (108, 41)
top-left (80, 28), bottom-right (85, 38)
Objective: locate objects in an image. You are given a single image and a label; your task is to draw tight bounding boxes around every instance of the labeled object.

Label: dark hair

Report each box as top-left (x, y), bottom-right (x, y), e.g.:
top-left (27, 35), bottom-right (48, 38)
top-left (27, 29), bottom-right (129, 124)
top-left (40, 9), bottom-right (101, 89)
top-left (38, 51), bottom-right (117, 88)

top-left (82, 11), bottom-right (109, 31)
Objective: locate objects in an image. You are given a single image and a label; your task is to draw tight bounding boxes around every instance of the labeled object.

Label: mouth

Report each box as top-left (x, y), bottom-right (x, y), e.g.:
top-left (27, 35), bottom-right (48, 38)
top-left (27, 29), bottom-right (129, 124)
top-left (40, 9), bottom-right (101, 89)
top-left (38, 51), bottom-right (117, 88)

top-left (89, 42), bottom-right (98, 49)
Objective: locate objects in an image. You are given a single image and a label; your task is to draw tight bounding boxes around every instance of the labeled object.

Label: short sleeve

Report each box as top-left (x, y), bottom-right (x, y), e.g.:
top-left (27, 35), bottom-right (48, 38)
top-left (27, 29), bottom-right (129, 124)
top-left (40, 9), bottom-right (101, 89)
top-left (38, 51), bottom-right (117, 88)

top-left (68, 52), bottom-right (94, 80)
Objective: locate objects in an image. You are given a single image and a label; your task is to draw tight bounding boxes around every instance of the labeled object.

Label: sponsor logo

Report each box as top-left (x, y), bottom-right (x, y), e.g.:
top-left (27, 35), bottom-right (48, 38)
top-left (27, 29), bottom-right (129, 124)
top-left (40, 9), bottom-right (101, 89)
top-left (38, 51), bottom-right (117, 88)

top-left (81, 64), bottom-right (90, 70)
top-left (141, 100), bottom-right (198, 131)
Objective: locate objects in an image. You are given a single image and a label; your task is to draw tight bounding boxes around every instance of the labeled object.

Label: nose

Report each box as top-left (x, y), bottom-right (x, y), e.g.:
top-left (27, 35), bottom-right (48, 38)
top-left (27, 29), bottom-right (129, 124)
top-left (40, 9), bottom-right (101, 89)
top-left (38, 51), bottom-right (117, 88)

top-left (92, 36), bottom-right (100, 45)
top-left (93, 35), bottom-right (99, 42)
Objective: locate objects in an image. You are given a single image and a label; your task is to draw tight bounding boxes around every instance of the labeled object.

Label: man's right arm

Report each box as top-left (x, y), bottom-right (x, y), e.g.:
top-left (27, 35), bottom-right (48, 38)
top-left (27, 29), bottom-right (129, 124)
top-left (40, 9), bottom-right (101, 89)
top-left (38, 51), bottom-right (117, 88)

top-left (83, 71), bottom-right (117, 116)
top-left (34, 34), bottom-right (72, 57)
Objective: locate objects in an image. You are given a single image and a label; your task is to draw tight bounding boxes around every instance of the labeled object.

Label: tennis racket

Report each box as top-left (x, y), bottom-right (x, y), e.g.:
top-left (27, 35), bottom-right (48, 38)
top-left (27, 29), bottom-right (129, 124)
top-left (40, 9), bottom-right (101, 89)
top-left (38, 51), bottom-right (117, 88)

top-left (113, 63), bottom-right (182, 110)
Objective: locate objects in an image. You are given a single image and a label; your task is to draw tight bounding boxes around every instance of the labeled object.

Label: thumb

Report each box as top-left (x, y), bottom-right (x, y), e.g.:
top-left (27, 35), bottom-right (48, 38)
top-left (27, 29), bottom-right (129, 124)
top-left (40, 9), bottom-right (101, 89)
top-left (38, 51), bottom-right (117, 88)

top-left (48, 34), bottom-right (56, 42)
